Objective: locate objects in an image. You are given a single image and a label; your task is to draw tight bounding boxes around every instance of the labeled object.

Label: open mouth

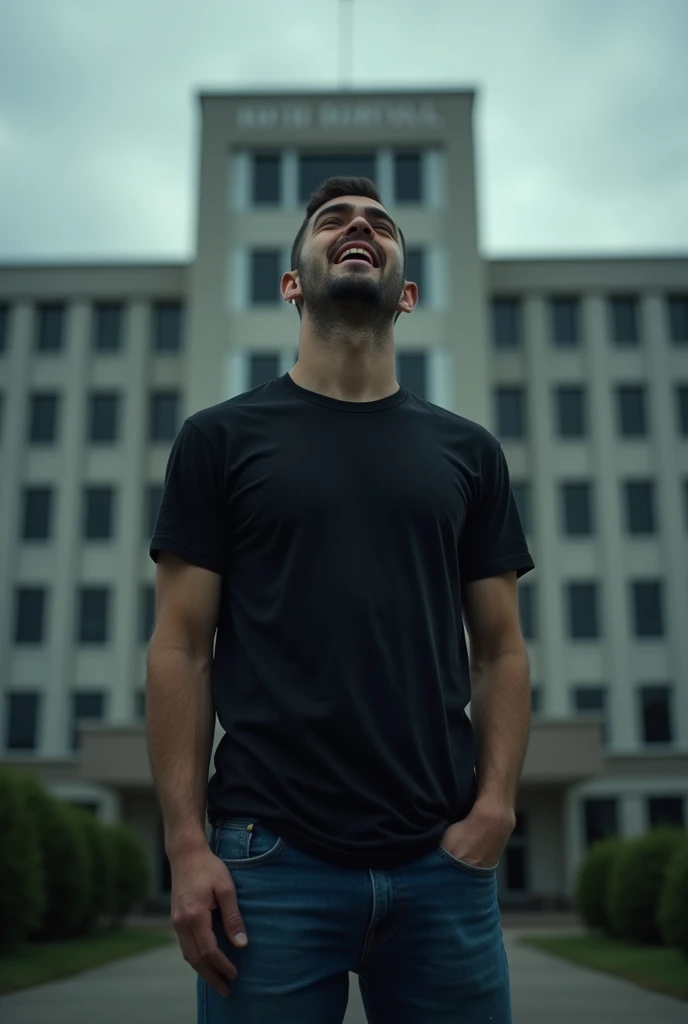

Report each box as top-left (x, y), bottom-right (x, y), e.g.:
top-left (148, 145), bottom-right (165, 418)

top-left (333, 245), bottom-right (378, 268)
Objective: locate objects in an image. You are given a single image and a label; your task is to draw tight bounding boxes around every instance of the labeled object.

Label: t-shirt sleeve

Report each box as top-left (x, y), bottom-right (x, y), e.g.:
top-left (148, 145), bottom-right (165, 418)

top-left (458, 439), bottom-right (534, 586)
top-left (149, 419), bottom-right (229, 576)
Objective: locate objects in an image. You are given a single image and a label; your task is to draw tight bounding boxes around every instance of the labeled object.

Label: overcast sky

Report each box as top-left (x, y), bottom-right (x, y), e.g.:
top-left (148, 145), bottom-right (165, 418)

top-left (0, 0), bottom-right (686, 261)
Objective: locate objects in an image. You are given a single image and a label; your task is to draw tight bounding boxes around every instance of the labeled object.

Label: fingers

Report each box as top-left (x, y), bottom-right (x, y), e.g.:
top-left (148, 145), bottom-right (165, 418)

top-left (173, 906), bottom-right (239, 998)
top-left (215, 879), bottom-right (249, 949)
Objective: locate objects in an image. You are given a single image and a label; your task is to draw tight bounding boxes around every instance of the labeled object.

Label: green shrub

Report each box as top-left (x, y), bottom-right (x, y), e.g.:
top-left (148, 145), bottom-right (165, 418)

top-left (107, 824), bottom-right (151, 924)
top-left (658, 836), bottom-right (688, 956)
top-left (607, 828), bottom-right (686, 944)
top-left (574, 837), bottom-right (625, 932)
top-left (67, 806), bottom-right (116, 934)
top-left (0, 768), bottom-right (45, 952)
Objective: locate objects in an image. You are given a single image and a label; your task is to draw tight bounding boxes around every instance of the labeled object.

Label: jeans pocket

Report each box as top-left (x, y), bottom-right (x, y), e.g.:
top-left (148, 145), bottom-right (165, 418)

top-left (212, 818), bottom-right (285, 869)
top-left (436, 845), bottom-right (498, 876)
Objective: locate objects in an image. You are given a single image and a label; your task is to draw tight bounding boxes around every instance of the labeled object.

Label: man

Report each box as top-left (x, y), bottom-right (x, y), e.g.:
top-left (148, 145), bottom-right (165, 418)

top-left (147, 175), bottom-right (534, 1024)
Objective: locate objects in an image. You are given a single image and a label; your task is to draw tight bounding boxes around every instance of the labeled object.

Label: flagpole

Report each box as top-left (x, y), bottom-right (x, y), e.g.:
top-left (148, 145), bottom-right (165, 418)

top-left (338, 0), bottom-right (354, 91)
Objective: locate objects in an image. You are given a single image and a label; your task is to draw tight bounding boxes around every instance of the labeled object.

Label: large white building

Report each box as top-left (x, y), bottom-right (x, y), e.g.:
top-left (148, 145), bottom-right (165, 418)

top-left (1, 89), bottom-right (687, 909)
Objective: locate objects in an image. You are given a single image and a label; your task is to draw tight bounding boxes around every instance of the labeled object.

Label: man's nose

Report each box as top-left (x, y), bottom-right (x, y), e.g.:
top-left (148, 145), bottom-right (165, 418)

top-left (345, 216), bottom-right (374, 236)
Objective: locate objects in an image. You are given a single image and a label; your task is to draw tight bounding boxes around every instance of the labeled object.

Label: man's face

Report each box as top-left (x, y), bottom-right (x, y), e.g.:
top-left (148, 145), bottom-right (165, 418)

top-left (296, 197), bottom-right (406, 323)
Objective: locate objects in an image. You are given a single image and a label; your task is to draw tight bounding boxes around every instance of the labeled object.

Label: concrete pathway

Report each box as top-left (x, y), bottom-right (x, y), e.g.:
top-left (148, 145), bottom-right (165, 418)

top-left (0, 930), bottom-right (685, 1023)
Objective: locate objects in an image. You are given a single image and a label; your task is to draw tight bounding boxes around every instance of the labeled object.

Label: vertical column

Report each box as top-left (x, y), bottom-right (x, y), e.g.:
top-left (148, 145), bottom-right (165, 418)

top-left (282, 150), bottom-right (298, 210)
top-left (377, 149), bottom-right (394, 208)
top-left (585, 297), bottom-right (635, 749)
top-left (524, 296), bottom-right (566, 716)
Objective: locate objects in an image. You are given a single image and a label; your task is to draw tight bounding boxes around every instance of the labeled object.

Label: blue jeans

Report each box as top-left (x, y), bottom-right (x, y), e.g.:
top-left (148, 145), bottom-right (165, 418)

top-left (198, 818), bottom-right (511, 1023)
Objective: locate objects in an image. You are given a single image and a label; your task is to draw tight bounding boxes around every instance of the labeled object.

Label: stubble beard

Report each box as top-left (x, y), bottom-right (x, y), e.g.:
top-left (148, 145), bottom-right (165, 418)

top-left (299, 257), bottom-right (403, 346)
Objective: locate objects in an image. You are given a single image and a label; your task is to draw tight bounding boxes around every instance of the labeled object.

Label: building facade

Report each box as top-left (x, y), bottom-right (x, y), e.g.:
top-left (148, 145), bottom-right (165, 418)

top-left (1, 89), bottom-right (687, 908)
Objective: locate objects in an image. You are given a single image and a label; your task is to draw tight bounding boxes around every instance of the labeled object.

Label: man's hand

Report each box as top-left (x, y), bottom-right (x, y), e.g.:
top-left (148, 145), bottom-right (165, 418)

top-left (170, 844), bottom-right (248, 998)
top-left (440, 797), bottom-right (516, 870)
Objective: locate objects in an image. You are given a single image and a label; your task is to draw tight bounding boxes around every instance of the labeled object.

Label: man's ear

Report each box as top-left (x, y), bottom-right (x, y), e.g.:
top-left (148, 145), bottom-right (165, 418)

top-left (281, 270), bottom-right (302, 306)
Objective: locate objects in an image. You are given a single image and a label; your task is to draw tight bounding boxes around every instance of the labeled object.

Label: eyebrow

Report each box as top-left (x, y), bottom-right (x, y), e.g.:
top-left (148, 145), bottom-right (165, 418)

top-left (312, 202), bottom-right (399, 238)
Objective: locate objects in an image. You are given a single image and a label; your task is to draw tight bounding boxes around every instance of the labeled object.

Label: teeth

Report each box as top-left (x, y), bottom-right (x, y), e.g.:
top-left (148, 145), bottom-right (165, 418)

top-left (338, 247), bottom-right (373, 265)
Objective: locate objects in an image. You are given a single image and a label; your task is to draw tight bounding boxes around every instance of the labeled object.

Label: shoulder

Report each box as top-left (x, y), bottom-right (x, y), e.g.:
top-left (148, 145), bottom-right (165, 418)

top-left (405, 392), bottom-right (500, 458)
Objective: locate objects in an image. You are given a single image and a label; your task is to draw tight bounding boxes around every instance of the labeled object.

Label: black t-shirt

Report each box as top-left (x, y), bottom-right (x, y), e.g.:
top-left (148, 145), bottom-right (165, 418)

top-left (150, 372), bottom-right (534, 869)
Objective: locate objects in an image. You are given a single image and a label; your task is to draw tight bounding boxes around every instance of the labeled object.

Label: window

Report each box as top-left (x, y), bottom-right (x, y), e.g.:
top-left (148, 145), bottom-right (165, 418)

top-left (15, 587), bottom-right (46, 644)
top-left (94, 302), bottom-right (123, 352)
top-left (531, 686), bottom-right (542, 715)
top-left (492, 299), bottom-right (521, 349)
top-left (28, 392), bottom-right (59, 443)
top-left (495, 387), bottom-right (526, 440)
top-left (640, 686), bottom-right (672, 744)
top-left (84, 487), bottom-right (114, 540)
top-left (71, 691), bottom-right (106, 751)
top-left (252, 154), bottom-right (281, 205)
top-left (22, 487), bottom-right (53, 541)
top-left (135, 689), bottom-right (146, 720)
top-left (511, 482), bottom-right (531, 535)
top-left (397, 352), bottom-right (427, 399)
top-left (518, 583), bottom-right (536, 640)
top-left (562, 481), bottom-right (594, 536)
top-left (567, 582), bottom-right (600, 639)
top-left (617, 385), bottom-right (647, 437)
top-left (88, 392), bottom-right (120, 443)
top-left (299, 153), bottom-right (376, 203)
top-left (624, 480), bottom-right (656, 535)
top-left (145, 484), bottom-right (164, 540)
top-left (551, 297), bottom-right (580, 347)
top-left (249, 353), bottom-right (281, 390)
top-left (631, 580), bottom-right (664, 638)
top-left (504, 812), bottom-right (529, 892)
top-left (6, 693), bottom-right (40, 751)
top-left (394, 151), bottom-right (422, 203)
top-left (77, 587), bottom-right (109, 644)
top-left (584, 799), bottom-right (618, 846)
top-left (677, 385), bottom-right (688, 436)
top-left (555, 386), bottom-right (586, 438)
top-left (610, 296), bottom-right (639, 345)
top-left (150, 391), bottom-right (179, 443)
top-left (668, 295), bottom-right (688, 344)
top-left (0, 304), bottom-right (9, 352)
top-left (36, 303), bottom-right (65, 352)
top-left (250, 250), bottom-right (282, 305)
top-left (153, 302), bottom-right (183, 352)
top-left (572, 685), bottom-right (608, 744)
top-left (648, 797), bottom-right (684, 829)
top-left (405, 249), bottom-right (425, 306)
top-left (140, 584), bottom-right (156, 643)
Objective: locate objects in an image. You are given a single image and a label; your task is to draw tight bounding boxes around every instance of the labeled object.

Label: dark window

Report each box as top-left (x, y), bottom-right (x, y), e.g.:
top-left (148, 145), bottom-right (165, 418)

top-left (252, 154), bottom-right (281, 205)
top-left (135, 689), bottom-right (146, 719)
top-left (88, 393), bottom-right (120, 443)
top-left (624, 480), bottom-right (656, 535)
top-left (249, 353), bottom-right (280, 390)
top-left (648, 797), bottom-right (684, 829)
top-left (677, 385), bottom-right (688, 436)
top-left (531, 686), bottom-right (542, 715)
top-left (0, 304), bottom-right (9, 352)
top-left (584, 799), bottom-right (618, 846)
top-left (15, 587), bottom-right (46, 644)
top-left (632, 580), bottom-right (664, 638)
top-left (150, 391), bottom-right (179, 443)
top-left (29, 392), bottom-right (59, 443)
top-left (141, 584), bottom-right (156, 643)
top-left (146, 484), bottom-right (164, 540)
top-left (496, 387), bottom-right (526, 440)
top-left (153, 302), bottom-right (183, 352)
top-left (551, 297), bottom-right (580, 347)
top-left (567, 582), bottom-right (600, 639)
top-left (492, 299), bottom-right (521, 349)
top-left (250, 250), bottom-right (282, 305)
top-left (397, 352), bottom-right (427, 399)
top-left (562, 481), bottom-right (594, 536)
top-left (617, 385), bottom-right (647, 438)
top-left (94, 303), bottom-right (124, 352)
top-left (36, 303), bottom-right (65, 352)
top-left (6, 693), bottom-right (40, 750)
top-left (77, 587), bottom-right (109, 644)
top-left (299, 153), bottom-right (376, 203)
top-left (668, 295), bottom-right (688, 344)
top-left (84, 487), bottom-right (114, 540)
top-left (610, 296), bottom-right (639, 345)
top-left (394, 151), bottom-right (422, 203)
top-left (22, 487), bottom-right (53, 541)
top-left (511, 481), bottom-right (531, 535)
top-left (505, 845), bottom-right (527, 892)
top-left (640, 686), bottom-right (672, 744)
top-left (555, 386), bottom-right (586, 438)
top-left (573, 685), bottom-right (608, 744)
top-left (71, 691), bottom-right (106, 750)
top-left (405, 249), bottom-right (425, 306)
top-left (518, 583), bottom-right (536, 640)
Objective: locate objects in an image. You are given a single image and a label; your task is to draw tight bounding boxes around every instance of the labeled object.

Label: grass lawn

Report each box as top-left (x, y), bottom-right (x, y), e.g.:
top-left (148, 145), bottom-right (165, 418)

top-left (0, 927), bottom-right (175, 996)
top-left (521, 933), bottom-right (688, 1002)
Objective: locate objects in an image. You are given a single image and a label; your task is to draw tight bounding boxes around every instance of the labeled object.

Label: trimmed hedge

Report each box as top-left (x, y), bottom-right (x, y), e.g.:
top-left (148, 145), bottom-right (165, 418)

top-left (107, 824), bottom-right (151, 923)
top-left (607, 828), bottom-right (686, 945)
top-left (0, 768), bottom-right (45, 952)
top-left (574, 837), bottom-right (625, 932)
top-left (68, 806), bottom-right (117, 933)
top-left (658, 837), bottom-right (688, 956)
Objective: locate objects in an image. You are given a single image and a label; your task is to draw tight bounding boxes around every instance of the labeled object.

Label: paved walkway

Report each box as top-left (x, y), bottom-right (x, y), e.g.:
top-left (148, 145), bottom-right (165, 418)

top-left (0, 930), bottom-right (685, 1023)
